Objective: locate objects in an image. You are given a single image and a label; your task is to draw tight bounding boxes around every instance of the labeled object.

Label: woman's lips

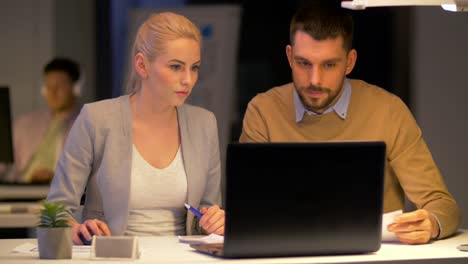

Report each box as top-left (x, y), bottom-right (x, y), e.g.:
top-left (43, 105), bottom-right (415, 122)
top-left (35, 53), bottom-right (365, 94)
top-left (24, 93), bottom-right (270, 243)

top-left (176, 91), bottom-right (189, 97)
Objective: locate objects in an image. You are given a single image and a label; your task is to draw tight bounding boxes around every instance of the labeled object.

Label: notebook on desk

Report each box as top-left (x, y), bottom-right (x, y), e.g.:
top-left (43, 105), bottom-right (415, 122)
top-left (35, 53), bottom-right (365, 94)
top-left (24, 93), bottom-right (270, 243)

top-left (191, 141), bottom-right (386, 258)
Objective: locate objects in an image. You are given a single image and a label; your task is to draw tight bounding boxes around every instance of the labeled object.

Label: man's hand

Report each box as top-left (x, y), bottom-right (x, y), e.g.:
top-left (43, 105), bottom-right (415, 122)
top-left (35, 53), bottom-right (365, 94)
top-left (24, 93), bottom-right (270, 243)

top-left (71, 219), bottom-right (111, 245)
top-left (387, 209), bottom-right (439, 245)
top-left (199, 205), bottom-right (225, 235)
top-left (30, 168), bottom-right (54, 183)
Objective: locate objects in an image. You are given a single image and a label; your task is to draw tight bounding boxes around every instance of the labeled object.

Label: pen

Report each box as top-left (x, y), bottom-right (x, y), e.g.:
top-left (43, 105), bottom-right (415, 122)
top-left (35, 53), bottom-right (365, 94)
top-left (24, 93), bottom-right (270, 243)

top-left (184, 203), bottom-right (203, 218)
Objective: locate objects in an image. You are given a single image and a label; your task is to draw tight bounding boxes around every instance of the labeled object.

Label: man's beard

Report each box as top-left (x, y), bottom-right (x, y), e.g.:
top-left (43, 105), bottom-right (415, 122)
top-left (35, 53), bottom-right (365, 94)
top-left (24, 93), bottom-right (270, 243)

top-left (298, 85), bottom-right (336, 113)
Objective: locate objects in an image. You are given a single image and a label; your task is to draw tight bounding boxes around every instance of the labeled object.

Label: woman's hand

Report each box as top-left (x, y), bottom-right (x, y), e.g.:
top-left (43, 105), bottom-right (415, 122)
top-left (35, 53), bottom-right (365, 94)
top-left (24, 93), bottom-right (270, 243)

top-left (199, 205), bottom-right (225, 235)
top-left (71, 219), bottom-right (111, 245)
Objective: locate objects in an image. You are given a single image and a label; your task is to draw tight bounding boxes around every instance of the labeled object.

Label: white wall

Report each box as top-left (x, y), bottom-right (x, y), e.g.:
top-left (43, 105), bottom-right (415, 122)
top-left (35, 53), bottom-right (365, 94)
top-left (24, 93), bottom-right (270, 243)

top-left (0, 0), bottom-right (95, 120)
top-left (412, 7), bottom-right (468, 228)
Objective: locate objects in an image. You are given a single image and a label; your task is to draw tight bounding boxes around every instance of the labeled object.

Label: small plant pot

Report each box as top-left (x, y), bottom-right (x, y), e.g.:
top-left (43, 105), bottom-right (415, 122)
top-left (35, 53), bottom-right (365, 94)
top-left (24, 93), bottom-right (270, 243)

top-left (37, 227), bottom-right (72, 259)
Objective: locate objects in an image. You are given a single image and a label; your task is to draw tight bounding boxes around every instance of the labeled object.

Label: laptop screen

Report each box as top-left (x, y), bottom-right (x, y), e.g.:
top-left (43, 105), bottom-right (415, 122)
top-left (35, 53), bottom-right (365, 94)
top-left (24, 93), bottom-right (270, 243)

top-left (0, 86), bottom-right (14, 164)
top-left (222, 142), bottom-right (385, 258)
top-left (0, 87), bottom-right (52, 201)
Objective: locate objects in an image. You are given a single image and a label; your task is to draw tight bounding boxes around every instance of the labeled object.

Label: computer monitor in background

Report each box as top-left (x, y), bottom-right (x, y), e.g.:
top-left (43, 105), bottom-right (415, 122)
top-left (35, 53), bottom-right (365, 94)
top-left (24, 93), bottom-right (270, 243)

top-left (0, 86), bottom-right (14, 164)
top-left (0, 87), bottom-right (48, 240)
top-left (0, 86), bottom-right (49, 201)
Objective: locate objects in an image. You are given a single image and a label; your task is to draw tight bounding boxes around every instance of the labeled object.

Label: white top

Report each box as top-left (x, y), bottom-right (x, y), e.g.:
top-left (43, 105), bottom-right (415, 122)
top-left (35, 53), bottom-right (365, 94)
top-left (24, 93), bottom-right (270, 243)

top-left (125, 145), bottom-right (187, 236)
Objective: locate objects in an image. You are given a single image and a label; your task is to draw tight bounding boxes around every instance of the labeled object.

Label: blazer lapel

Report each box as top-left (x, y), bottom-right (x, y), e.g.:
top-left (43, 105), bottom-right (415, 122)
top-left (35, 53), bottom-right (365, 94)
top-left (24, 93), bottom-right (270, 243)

top-left (178, 105), bottom-right (199, 207)
top-left (103, 95), bottom-right (133, 234)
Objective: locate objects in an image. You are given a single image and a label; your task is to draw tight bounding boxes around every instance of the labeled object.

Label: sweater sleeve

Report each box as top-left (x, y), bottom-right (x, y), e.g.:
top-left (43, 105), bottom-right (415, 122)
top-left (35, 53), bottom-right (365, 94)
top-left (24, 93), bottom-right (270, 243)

top-left (239, 96), bottom-right (269, 143)
top-left (387, 97), bottom-right (460, 238)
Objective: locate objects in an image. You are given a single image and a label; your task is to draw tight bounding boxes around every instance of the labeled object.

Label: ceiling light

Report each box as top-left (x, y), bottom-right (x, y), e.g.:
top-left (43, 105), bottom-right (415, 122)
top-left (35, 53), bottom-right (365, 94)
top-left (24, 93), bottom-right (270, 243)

top-left (341, 0), bottom-right (468, 12)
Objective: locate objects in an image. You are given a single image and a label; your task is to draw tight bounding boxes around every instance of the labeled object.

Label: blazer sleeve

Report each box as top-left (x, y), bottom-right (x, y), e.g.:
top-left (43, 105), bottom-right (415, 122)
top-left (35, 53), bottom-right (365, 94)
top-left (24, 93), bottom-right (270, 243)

top-left (200, 112), bottom-right (222, 208)
top-left (47, 105), bottom-right (95, 221)
top-left (190, 111), bottom-right (222, 235)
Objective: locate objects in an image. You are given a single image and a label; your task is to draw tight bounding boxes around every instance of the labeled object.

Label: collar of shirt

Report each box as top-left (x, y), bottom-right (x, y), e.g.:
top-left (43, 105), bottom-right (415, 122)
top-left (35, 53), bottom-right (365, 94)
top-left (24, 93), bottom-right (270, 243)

top-left (294, 78), bottom-right (351, 123)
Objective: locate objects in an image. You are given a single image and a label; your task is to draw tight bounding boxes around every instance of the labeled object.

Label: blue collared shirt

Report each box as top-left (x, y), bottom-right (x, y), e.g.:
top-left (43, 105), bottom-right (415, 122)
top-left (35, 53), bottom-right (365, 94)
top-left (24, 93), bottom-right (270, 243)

top-left (294, 79), bottom-right (352, 123)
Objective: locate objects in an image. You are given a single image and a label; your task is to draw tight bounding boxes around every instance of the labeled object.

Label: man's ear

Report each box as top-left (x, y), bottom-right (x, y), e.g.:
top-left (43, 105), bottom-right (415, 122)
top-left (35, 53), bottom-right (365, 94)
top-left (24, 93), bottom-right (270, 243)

top-left (134, 53), bottom-right (148, 79)
top-left (345, 49), bottom-right (357, 75)
top-left (286, 45), bottom-right (293, 68)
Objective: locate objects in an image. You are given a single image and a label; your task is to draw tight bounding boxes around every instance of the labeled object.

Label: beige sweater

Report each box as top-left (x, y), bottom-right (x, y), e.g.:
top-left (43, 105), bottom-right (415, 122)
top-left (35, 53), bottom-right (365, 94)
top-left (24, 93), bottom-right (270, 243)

top-left (240, 79), bottom-right (460, 238)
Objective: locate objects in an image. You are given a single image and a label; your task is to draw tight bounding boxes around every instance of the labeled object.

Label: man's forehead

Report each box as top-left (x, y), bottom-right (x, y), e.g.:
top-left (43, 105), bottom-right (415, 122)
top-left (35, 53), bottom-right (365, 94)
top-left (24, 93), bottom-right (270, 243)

top-left (293, 30), bottom-right (345, 48)
top-left (292, 35), bottom-right (347, 60)
top-left (45, 71), bottom-right (72, 82)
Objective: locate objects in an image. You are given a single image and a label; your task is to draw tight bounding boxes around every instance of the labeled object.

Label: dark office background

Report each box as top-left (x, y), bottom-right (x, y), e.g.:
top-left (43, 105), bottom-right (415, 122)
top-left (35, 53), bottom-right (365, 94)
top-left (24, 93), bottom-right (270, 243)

top-left (1, 0), bottom-right (468, 238)
top-left (0, 0), bottom-right (413, 239)
top-left (95, 0), bottom-right (411, 141)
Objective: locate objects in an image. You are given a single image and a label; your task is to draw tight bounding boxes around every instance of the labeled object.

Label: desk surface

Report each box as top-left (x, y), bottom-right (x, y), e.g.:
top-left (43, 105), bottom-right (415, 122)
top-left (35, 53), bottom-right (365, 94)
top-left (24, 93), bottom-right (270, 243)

top-left (0, 184), bottom-right (49, 200)
top-left (0, 184), bottom-right (49, 228)
top-left (0, 230), bottom-right (467, 263)
top-left (0, 202), bottom-right (41, 228)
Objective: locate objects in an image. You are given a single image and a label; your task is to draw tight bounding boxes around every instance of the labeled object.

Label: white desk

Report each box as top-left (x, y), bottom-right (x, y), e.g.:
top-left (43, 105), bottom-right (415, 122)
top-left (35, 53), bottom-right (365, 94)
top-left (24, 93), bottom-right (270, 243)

top-left (0, 203), bottom-right (41, 228)
top-left (0, 185), bottom-right (49, 200)
top-left (0, 184), bottom-right (48, 228)
top-left (0, 213), bottom-right (38, 228)
top-left (0, 230), bottom-right (467, 263)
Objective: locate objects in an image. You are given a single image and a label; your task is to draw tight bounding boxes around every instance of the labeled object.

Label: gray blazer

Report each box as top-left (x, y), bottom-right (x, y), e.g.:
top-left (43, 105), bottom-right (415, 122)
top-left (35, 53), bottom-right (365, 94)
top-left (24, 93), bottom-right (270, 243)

top-left (47, 95), bottom-right (221, 235)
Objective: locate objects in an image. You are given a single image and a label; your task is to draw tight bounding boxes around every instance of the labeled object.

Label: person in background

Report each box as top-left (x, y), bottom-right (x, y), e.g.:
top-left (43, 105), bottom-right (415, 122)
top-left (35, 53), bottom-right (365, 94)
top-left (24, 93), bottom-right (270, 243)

top-left (47, 12), bottom-right (225, 245)
top-left (239, 3), bottom-right (460, 244)
top-left (2, 57), bottom-right (81, 184)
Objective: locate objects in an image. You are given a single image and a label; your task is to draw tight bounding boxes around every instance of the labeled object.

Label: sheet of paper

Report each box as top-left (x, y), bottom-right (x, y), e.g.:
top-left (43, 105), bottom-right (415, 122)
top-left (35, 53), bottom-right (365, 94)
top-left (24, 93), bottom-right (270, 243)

top-left (11, 242), bottom-right (91, 255)
top-left (382, 209), bottom-right (403, 242)
top-left (178, 233), bottom-right (224, 244)
top-left (10, 242), bottom-right (37, 254)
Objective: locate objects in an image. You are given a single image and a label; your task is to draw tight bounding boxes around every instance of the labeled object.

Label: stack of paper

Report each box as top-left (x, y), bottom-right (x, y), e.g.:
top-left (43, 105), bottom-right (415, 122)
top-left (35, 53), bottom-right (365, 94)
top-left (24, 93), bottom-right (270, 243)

top-left (178, 234), bottom-right (224, 244)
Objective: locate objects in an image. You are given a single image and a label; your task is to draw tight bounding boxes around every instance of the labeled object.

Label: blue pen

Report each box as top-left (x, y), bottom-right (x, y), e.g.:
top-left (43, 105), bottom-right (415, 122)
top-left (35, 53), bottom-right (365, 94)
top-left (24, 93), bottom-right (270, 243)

top-left (184, 203), bottom-right (203, 218)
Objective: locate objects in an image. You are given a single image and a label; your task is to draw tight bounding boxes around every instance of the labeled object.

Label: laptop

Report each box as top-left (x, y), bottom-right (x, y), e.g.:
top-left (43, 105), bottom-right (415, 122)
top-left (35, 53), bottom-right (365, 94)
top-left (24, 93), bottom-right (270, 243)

top-left (191, 141), bottom-right (386, 258)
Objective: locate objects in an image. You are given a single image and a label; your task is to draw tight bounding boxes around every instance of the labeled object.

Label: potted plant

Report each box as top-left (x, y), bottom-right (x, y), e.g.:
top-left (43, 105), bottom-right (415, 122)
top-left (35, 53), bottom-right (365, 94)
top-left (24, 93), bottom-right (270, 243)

top-left (36, 200), bottom-right (72, 259)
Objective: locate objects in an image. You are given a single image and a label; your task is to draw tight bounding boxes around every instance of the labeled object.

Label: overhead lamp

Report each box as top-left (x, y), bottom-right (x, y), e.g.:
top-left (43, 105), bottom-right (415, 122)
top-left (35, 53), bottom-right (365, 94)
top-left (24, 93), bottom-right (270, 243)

top-left (341, 0), bottom-right (468, 12)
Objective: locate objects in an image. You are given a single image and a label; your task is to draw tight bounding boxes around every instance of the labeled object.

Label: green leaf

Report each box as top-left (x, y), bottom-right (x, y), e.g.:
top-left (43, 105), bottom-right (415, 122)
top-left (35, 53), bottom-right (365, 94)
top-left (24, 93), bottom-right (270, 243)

top-left (38, 200), bottom-right (71, 228)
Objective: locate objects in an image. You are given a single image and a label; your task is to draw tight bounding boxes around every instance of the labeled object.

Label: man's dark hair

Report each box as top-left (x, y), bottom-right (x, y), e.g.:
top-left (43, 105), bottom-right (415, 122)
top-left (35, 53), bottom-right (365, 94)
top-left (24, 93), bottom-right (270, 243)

top-left (44, 57), bottom-right (80, 83)
top-left (290, 3), bottom-right (354, 51)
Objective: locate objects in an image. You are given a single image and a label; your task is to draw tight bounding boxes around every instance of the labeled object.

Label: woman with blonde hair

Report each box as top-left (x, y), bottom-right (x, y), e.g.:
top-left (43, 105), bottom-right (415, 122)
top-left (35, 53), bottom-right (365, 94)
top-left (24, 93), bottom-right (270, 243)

top-left (47, 12), bottom-right (225, 244)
